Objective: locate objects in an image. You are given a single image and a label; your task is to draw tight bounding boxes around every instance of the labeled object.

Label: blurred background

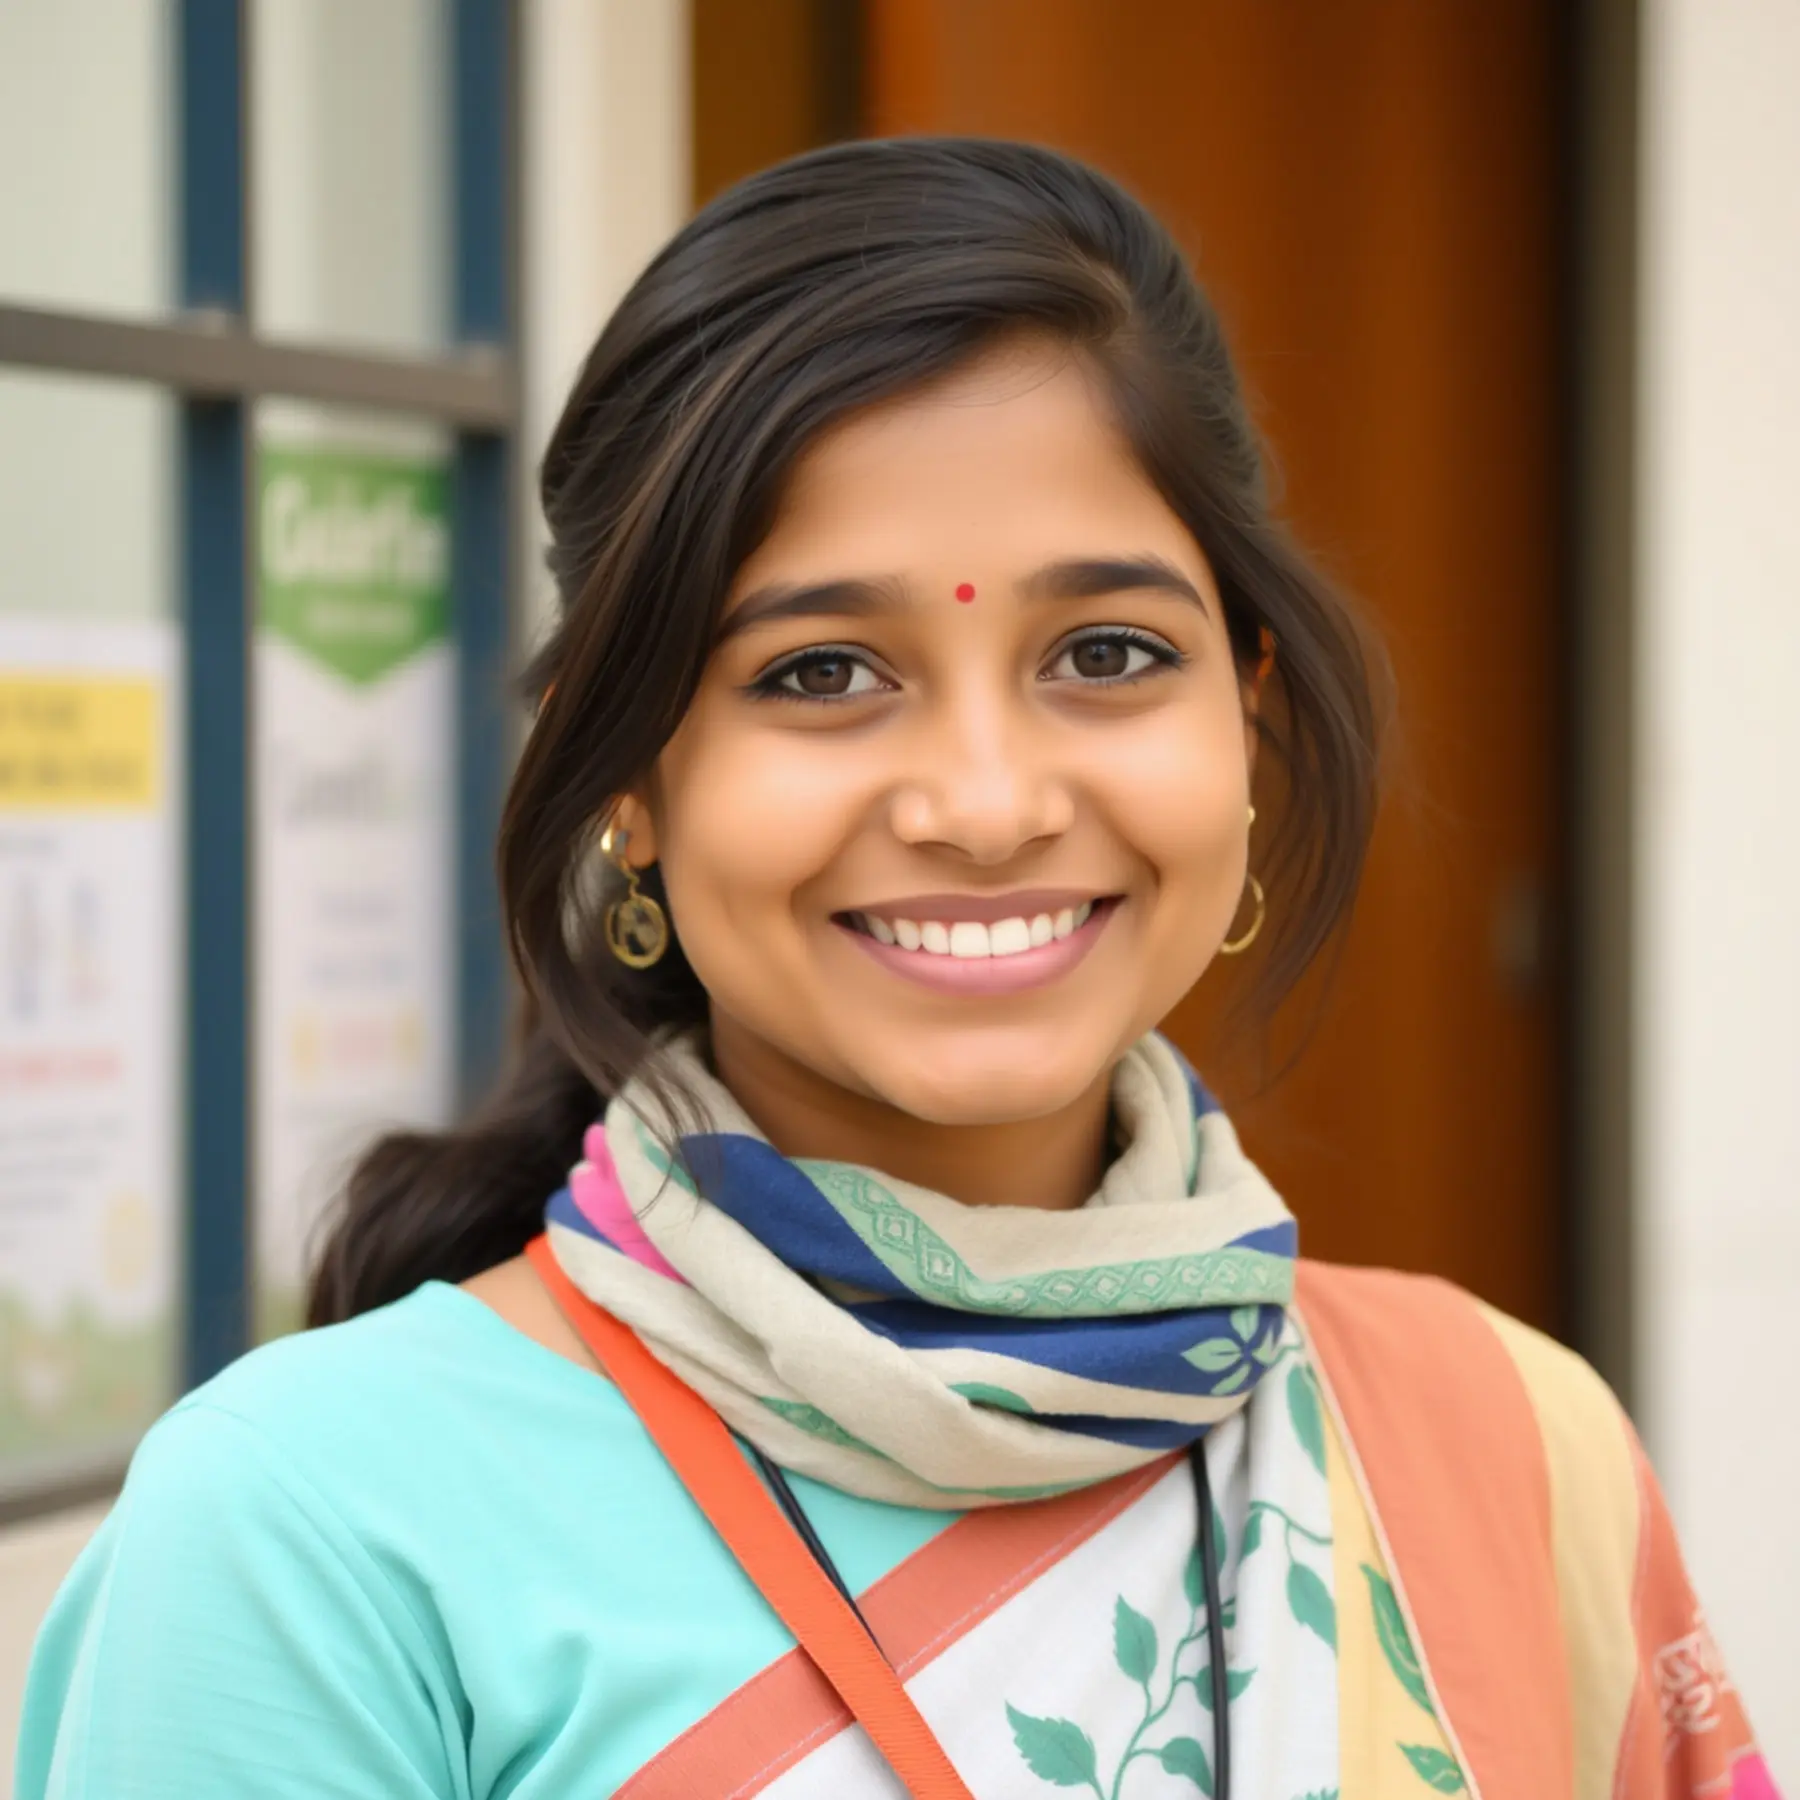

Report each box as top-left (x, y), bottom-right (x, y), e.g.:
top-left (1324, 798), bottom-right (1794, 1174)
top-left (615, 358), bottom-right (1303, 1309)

top-left (0, 0), bottom-right (1793, 1782)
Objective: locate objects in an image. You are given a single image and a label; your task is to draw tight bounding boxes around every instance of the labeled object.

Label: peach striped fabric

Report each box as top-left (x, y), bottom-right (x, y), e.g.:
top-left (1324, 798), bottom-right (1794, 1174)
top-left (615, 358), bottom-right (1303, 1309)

top-left (1301, 1264), bottom-right (1779, 1800)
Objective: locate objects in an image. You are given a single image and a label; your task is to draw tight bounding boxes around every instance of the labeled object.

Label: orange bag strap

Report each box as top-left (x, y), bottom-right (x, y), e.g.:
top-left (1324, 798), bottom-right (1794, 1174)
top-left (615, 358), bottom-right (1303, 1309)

top-left (525, 1235), bottom-right (975, 1800)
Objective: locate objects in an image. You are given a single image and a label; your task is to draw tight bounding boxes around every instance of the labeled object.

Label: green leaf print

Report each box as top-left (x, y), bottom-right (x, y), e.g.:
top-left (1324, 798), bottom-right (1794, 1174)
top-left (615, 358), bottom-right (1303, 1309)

top-left (1362, 1563), bottom-right (1433, 1714)
top-left (1112, 1596), bottom-right (1158, 1684)
top-left (1187, 1338), bottom-right (1243, 1373)
top-left (951, 1381), bottom-right (1035, 1413)
top-left (1399, 1745), bottom-right (1467, 1792)
top-left (1286, 1363), bottom-right (1327, 1478)
top-left (1006, 1705), bottom-right (1102, 1789)
top-left (1286, 1561), bottom-right (1337, 1651)
top-left (631, 1117), bottom-right (697, 1193)
top-left (1230, 1305), bottom-right (1262, 1341)
top-left (1183, 1543), bottom-right (1204, 1607)
top-left (1239, 1505), bottom-right (1264, 1556)
top-left (1194, 1667), bottom-right (1256, 1708)
top-left (1158, 1736), bottom-right (1215, 1794)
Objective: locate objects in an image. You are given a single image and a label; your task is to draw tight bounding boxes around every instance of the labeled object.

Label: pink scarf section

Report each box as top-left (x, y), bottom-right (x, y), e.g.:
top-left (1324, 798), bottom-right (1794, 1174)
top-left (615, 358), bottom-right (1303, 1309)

top-left (568, 1126), bottom-right (686, 1285)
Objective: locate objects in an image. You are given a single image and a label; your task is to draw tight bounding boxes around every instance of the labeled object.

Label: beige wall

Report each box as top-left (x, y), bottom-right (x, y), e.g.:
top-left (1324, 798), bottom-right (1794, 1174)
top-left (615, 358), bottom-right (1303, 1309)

top-left (519, 0), bottom-right (691, 650)
top-left (1636, 0), bottom-right (1800, 1776)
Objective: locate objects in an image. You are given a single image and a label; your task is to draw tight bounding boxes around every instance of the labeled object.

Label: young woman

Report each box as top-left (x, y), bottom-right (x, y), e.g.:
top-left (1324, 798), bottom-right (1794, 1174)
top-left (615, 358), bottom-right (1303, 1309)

top-left (18, 141), bottom-right (1776, 1800)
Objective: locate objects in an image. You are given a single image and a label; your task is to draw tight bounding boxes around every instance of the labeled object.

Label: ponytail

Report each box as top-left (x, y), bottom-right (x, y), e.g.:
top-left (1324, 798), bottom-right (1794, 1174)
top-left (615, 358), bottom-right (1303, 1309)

top-left (305, 1025), bottom-right (596, 1326)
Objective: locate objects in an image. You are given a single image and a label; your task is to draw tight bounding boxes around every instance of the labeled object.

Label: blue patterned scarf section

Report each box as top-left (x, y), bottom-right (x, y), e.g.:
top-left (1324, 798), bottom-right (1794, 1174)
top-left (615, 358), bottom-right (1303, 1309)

top-left (544, 1031), bottom-right (1297, 1508)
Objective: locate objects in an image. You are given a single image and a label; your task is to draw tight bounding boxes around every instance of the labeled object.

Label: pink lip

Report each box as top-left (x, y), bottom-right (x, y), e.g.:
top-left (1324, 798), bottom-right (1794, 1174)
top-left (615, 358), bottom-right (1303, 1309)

top-left (837, 898), bottom-right (1118, 996)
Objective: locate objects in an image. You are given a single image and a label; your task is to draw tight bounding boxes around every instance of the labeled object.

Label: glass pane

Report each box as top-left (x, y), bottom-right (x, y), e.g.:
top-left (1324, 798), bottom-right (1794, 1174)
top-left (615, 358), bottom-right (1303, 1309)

top-left (0, 371), bottom-right (182, 1499)
top-left (250, 0), bottom-right (452, 354)
top-left (252, 401), bottom-right (457, 1337)
top-left (0, 1), bottom-right (175, 320)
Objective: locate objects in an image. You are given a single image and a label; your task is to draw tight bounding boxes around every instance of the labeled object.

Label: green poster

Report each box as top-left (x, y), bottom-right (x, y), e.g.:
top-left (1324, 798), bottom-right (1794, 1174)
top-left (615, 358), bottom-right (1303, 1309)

top-left (257, 447), bottom-right (451, 686)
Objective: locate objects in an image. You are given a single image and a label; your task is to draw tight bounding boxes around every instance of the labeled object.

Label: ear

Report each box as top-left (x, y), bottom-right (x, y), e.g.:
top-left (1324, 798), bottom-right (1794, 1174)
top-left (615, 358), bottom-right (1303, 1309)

top-left (1240, 626), bottom-right (1275, 784)
top-left (1239, 670), bottom-right (1263, 784)
top-left (607, 791), bottom-right (661, 868)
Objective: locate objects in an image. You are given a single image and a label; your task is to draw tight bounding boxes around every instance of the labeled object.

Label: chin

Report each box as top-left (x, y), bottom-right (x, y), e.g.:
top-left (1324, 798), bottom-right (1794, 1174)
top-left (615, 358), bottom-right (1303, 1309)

top-left (855, 1023), bottom-right (1120, 1127)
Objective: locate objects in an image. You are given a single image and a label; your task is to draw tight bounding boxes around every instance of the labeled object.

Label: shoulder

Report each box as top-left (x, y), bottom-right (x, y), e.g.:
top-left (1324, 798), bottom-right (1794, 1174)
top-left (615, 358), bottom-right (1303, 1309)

top-left (18, 1286), bottom-right (659, 1799)
top-left (53, 1287), bottom-right (545, 1651)
top-left (103, 1278), bottom-right (704, 1587)
top-left (1296, 1261), bottom-right (1633, 1464)
top-left (1296, 1259), bottom-right (1638, 1523)
top-left (183, 1279), bottom-right (629, 1488)
top-left (196, 1279), bottom-right (519, 1432)
top-left (77, 1281), bottom-right (655, 1620)
top-left (17, 1307), bottom-right (480, 1800)
top-left (1297, 1268), bottom-right (1778, 1792)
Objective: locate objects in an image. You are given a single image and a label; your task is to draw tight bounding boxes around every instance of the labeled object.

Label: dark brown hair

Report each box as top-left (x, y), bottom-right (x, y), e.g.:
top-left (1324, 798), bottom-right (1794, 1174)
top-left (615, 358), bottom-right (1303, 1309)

top-left (308, 137), bottom-right (1385, 1326)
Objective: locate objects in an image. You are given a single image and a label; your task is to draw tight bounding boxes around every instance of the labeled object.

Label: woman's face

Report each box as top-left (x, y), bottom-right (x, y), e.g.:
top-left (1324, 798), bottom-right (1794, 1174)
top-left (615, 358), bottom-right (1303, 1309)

top-left (622, 338), bottom-right (1256, 1129)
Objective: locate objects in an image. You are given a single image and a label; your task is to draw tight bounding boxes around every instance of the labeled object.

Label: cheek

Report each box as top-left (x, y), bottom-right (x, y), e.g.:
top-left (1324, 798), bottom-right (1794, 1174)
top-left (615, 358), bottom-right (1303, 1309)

top-left (649, 702), bottom-right (860, 935)
top-left (1097, 694), bottom-right (1251, 900)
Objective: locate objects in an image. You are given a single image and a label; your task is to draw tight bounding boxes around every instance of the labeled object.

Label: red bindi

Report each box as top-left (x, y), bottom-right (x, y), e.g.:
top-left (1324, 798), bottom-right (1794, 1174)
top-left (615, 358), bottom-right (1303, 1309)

top-left (954, 582), bottom-right (976, 602)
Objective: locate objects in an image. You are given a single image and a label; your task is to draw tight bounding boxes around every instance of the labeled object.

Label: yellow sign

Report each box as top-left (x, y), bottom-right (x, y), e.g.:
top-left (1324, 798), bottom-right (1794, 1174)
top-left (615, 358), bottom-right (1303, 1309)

top-left (0, 674), bottom-right (160, 811)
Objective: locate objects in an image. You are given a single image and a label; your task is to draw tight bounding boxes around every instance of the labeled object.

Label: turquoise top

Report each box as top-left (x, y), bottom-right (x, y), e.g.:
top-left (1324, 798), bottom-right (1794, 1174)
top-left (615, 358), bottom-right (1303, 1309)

top-left (15, 1282), bottom-right (953, 1799)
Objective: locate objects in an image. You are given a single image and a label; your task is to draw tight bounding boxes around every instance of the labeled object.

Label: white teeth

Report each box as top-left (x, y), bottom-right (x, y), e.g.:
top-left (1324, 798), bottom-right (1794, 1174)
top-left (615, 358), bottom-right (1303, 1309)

top-left (948, 921), bottom-right (990, 959)
top-left (861, 904), bottom-right (1103, 956)
top-left (989, 916), bottom-right (1032, 956)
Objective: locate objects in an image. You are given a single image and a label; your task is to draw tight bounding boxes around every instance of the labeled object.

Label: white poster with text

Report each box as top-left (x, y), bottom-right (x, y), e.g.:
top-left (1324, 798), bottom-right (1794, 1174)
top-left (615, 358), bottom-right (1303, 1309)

top-left (254, 442), bottom-right (456, 1337)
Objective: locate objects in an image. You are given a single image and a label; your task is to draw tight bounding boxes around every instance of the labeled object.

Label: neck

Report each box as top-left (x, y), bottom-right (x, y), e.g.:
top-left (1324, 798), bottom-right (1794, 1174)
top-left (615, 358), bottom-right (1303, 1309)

top-left (706, 1013), bottom-right (1113, 1211)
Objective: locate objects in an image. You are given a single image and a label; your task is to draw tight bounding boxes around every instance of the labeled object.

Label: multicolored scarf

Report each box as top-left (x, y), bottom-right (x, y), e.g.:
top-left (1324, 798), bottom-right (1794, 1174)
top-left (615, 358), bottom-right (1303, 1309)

top-left (542, 1031), bottom-right (1298, 1508)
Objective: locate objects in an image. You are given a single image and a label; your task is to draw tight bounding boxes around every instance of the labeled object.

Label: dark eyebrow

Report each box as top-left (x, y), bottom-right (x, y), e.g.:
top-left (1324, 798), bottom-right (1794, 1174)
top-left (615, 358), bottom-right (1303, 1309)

top-left (1019, 555), bottom-right (1206, 610)
top-left (716, 575), bottom-right (910, 643)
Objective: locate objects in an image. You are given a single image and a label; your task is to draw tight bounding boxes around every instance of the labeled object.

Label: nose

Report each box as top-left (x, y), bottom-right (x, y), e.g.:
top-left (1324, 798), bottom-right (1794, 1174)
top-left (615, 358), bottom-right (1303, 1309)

top-left (887, 695), bottom-right (1075, 865)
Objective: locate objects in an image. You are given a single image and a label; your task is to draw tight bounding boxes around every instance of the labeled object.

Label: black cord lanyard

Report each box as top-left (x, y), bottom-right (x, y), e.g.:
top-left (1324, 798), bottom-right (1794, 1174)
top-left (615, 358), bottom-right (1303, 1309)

top-left (750, 1442), bottom-right (1231, 1800)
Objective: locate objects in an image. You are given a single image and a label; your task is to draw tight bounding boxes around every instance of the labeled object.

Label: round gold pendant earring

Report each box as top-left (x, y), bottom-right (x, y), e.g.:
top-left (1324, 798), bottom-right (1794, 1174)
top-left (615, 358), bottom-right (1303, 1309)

top-left (1219, 803), bottom-right (1266, 957)
top-left (599, 822), bottom-right (670, 969)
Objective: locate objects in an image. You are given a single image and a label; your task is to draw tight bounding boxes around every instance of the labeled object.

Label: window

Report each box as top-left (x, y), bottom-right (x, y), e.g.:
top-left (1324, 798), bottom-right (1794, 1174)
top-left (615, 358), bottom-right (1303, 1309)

top-left (0, 0), bottom-right (515, 1516)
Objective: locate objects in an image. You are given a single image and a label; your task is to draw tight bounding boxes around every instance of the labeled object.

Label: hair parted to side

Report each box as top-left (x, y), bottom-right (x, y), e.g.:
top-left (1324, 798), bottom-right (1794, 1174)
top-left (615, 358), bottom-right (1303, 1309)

top-left (307, 138), bottom-right (1387, 1327)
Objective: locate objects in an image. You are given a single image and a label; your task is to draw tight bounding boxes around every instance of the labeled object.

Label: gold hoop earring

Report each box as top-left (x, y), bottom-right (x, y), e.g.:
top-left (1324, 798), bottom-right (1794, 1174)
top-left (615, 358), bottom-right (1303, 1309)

top-left (1219, 874), bottom-right (1266, 957)
top-left (599, 822), bottom-right (669, 969)
top-left (1219, 802), bottom-right (1264, 956)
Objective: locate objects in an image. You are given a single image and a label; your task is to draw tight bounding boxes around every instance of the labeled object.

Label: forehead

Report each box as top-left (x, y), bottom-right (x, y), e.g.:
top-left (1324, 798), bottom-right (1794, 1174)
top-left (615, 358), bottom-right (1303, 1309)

top-left (739, 339), bottom-right (1197, 582)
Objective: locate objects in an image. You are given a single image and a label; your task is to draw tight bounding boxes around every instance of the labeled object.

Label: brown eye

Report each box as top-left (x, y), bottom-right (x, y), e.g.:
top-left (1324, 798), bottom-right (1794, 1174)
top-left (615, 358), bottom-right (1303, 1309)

top-left (1044, 630), bottom-right (1175, 686)
top-left (792, 655), bottom-right (855, 696)
top-left (759, 649), bottom-right (886, 701)
top-left (1071, 639), bottom-right (1130, 680)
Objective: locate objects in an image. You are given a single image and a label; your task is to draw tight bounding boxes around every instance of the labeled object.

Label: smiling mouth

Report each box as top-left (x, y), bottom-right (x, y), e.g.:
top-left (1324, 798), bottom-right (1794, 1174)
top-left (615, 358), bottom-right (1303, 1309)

top-left (835, 897), bottom-right (1117, 962)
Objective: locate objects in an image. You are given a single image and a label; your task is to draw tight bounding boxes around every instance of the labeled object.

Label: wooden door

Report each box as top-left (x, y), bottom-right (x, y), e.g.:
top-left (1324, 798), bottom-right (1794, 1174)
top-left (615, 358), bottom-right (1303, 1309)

top-left (863, 0), bottom-right (1566, 1329)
